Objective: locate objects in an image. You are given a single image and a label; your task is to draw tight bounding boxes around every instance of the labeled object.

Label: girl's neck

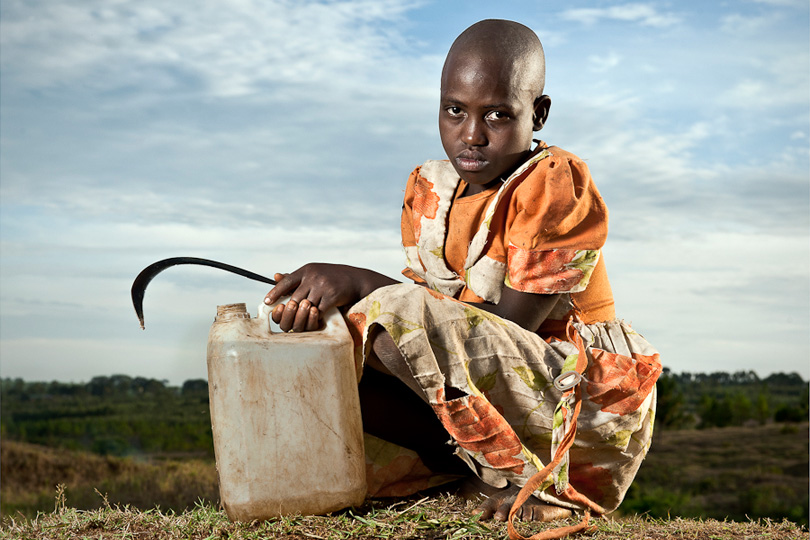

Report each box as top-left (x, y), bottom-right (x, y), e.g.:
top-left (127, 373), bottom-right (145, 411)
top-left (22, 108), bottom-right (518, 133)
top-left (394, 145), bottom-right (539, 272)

top-left (459, 178), bottom-right (501, 198)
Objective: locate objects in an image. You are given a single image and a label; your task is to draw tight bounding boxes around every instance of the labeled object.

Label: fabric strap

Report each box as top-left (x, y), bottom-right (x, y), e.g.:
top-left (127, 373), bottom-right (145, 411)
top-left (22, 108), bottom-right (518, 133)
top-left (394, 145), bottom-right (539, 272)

top-left (507, 321), bottom-right (606, 540)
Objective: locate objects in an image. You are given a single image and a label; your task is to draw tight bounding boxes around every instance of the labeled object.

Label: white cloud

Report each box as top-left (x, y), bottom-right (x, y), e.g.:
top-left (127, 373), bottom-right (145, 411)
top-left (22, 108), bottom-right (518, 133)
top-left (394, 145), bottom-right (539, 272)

top-left (0, 0), bottom-right (443, 231)
top-left (608, 230), bottom-right (809, 376)
top-left (720, 52), bottom-right (810, 110)
top-left (713, 13), bottom-right (809, 111)
top-left (588, 52), bottom-right (622, 73)
top-left (547, 94), bottom-right (809, 241)
top-left (720, 12), bottom-right (783, 34)
top-left (560, 3), bottom-right (681, 27)
top-left (0, 0), bottom-right (424, 98)
top-left (750, 0), bottom-right (807, 7)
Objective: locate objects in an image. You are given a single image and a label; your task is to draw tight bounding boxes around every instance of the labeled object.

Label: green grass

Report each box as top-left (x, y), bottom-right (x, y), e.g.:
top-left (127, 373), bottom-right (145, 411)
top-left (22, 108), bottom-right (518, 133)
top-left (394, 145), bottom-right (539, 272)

top-left (1, 490), bottom-right (807, 540)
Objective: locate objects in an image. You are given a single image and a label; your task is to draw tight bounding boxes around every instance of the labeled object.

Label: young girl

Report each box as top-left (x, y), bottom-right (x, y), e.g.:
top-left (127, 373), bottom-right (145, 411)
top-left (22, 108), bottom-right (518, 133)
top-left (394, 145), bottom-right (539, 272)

top-left (265, 19), bottom-right (661, 528)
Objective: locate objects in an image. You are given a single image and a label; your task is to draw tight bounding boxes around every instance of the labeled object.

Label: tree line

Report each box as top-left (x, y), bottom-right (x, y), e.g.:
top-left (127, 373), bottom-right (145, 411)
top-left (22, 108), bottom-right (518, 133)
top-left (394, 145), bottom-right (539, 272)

top-left (655, 369), bottom-right (808, 429)
top-left (1, 375), bottom-right (213, 457)
top-left (1, 370), bottom-right (808, 457)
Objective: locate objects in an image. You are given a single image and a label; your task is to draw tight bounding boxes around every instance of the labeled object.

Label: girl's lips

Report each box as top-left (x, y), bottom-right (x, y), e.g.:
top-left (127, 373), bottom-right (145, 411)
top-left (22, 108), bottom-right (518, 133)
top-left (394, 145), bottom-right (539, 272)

top-left (455, 156), bottom-right (488, 172)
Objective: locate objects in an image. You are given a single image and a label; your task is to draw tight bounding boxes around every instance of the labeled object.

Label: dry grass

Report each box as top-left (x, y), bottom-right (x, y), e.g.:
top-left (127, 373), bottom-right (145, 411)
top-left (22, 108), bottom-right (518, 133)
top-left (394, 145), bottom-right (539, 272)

top-left (0, 440), bottom-right (218, 518)
top-left (2, 424), bottom-right (807, 539)
top-left (627, 423), bottom-right (809, 525)
top-left (1, 490), bottom-right (807, 540)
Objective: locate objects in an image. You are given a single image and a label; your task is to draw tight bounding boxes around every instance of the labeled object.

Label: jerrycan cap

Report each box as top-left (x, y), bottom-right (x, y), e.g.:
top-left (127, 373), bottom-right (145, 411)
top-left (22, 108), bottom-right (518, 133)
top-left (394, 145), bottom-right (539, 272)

top-left (215, 303), bottom-right (251, 322)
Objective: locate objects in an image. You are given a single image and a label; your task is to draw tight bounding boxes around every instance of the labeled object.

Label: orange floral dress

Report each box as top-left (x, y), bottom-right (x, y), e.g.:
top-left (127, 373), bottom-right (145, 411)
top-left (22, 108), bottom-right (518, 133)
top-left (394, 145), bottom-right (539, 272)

top-left (346, 144), bottom-right (661, 514)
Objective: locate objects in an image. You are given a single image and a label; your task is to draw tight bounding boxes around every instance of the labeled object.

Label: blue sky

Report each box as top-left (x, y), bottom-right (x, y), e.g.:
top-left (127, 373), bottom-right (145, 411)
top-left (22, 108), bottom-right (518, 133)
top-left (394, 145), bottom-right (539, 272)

top-left (1, 0), bottom-right (808, 384)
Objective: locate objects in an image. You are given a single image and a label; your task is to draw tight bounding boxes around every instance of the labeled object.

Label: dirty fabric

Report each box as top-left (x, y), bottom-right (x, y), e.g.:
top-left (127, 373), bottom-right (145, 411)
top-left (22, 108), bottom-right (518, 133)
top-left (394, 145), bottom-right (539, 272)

top-left (348, 144), bottom-right (661, 513)
top-left (347, 285), bottom-right (660, 512)
top-left (400, 143), bottom-right (616, 338)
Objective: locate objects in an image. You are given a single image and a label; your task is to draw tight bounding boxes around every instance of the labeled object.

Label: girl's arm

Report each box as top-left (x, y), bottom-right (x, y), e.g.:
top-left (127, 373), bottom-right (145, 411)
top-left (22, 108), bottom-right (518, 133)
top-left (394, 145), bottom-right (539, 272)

top-left (264, 263), bottom-right (399, 332)
top-left (466, 287), bottom-right (560, 333)
top-left (266, 262), bottom-right (559, 333)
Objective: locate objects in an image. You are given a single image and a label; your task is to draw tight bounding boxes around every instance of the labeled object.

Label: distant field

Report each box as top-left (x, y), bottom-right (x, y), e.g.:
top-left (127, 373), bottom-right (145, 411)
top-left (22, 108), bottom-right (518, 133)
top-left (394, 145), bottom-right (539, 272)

top-left (2, 422), bottom-right (807, 529)
top-left (627, 422), bottom-right (809, 526)
top-left (1, 374), bottom-right (807, 537)
top-left (0, 440), bottom-right (218, 519)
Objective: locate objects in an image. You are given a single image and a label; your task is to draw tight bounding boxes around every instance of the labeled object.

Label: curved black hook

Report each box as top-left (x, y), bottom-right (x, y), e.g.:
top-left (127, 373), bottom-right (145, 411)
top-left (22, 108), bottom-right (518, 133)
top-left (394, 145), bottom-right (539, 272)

top-left (131, 257), bottom-right (276, 329)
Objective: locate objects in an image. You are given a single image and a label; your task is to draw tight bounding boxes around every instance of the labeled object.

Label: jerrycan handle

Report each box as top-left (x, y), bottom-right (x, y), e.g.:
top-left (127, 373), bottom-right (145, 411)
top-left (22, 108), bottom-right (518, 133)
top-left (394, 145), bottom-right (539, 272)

top-left (258, 296), bottom-right (347, 337)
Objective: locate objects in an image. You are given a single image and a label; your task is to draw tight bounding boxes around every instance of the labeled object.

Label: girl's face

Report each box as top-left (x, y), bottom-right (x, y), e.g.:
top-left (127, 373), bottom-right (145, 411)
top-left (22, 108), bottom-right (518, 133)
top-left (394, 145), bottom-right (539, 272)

top-left (439, 53), bottom-right (550, 194)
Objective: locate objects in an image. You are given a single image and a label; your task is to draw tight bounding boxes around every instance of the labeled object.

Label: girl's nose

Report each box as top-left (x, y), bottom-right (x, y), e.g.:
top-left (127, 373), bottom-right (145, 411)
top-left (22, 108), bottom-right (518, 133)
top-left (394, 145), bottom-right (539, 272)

top-left (462, 118), bottom-right (487, 146)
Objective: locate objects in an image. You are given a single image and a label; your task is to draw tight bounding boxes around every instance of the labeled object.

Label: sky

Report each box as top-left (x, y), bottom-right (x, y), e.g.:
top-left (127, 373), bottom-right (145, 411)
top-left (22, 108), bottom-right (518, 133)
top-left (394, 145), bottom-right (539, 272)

top-left (1, 0), bottom-right (808, 385)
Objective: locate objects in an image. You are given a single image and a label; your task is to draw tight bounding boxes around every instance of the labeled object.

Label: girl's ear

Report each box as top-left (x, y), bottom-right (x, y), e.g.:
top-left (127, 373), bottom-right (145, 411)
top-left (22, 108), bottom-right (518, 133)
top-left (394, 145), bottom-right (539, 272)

top-left (532, 95), bottom-right (552, 131)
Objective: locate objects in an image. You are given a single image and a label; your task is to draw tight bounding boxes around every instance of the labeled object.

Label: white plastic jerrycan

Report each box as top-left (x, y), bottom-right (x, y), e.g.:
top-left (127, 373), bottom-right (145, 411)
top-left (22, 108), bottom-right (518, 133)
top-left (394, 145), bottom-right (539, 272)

top-left (206, 301), bottom-right (366, 521)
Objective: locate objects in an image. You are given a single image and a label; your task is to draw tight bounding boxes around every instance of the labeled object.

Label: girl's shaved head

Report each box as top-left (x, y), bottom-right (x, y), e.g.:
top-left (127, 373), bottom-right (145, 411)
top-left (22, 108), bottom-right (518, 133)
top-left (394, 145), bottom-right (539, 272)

top-left (442, 19), bottom-right (546, 100)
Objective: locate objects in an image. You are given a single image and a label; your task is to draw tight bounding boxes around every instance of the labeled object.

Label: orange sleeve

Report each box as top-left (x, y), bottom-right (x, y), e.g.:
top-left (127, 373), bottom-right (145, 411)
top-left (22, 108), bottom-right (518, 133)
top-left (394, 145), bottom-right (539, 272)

top-left (400, 168), bottom-right (426, 283)
top-left (504, 153), bottom-right (608, 295)
top-left (401, 167), bottom-right (419, 249)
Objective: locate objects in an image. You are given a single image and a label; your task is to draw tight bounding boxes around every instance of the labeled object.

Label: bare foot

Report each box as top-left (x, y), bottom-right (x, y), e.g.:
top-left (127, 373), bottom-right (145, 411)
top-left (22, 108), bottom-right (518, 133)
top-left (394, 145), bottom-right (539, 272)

top-left (458, 476), bottom-right (573, 522)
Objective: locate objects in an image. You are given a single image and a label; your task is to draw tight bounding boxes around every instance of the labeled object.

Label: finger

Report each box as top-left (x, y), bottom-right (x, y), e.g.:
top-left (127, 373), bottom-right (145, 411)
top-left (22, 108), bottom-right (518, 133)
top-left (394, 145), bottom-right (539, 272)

top-left (279, 300), bottom-right (298, 332)
top-left (292, 300), bottom-right (312, 332)
top-left (289, 284), bottom-right (314, 306)
top-left (265, 273), bottom-right (297, 305)
top-left (316, 291), bottom-right (343, 315)
top-left (305, 306), bottom-right (321, 332)
top-left (316, 298), bottom-right (334, 315)
top-left (265, 276), bottom-right (294, 304)
top-left (271, 304), bottom-right (285, 324)
top-left (305, 291), bottom-right (323, 313)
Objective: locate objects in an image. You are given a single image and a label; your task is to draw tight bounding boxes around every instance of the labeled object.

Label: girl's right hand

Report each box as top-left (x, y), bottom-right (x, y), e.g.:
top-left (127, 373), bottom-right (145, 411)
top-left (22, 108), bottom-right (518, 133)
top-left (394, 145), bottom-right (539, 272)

top-left (264, 263), bottom-right (397, 333)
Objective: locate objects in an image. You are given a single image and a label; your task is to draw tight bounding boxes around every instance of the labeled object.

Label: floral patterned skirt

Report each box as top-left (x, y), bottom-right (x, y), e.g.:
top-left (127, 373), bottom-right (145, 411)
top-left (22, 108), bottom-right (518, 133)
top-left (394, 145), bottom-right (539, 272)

top-left (345, 283), bottom-right (661, 513)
